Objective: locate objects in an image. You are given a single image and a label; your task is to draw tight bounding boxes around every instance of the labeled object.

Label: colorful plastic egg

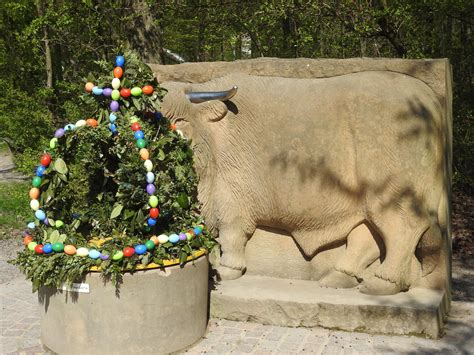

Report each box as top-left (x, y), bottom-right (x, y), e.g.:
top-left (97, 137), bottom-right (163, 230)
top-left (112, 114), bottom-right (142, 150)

top-left (139, 148), bottom-right (149, 160)
top-left (131, 122), bottom-right (141, 131)
top-left (111, 78), bottom-right (121, 90)
top-left (148, 195), bottom-right (158, 207)
top-left (179, 233), bottom-right (187, 241)
top-left (88, 249), bottom-right (101, 259)
top-left (36, 165), bottom-right (46, 177)
top-left (120, 88), bottom-right (131, 98)
top-left (35, 209), bottom-right (46, 221)
top-left (149, 208), bottom-right (159, 219)
top-left (144, 160), bottom-right (153, 172)
top-left (32, 175), bottom-right (42, 186)
top-left (55, 220), bottom-right (64, 228)
top-left (86, 118), bottom-right (98, 127)
top-left (131, 87), bottom-right (142, 96)
top-left (115, 55), bottom-right (125, 67)
top-left (27, 222), bottom-right (36, 229)
top-left (85, 82), bottom-right (94, 92)
top-left (109, 123), bottom-right (117, 133)
top-left (113, 67), bottom-right (123, 78)
top-left (147, 217), bottom-right (156, 226)
top-left (100, 253), bottom-right (110, 260)
top-left (146, 184), bottom-right (155, 195)
top-left (130, 116), bottom-right (139, 124)
top-left (43, 243), bottom-right (53, 254)
top-left (142, 85), bottom-right (153, 95)
top-left (75, 119), bottom-right (86, 127)
top-left (169, 234), bottom-right (179, 244)
top-left (92, 86), bottom-right (103, 95)
top-left (186, 232), bottom-right (193, 241)
top-left (34, 244), bottom-right (44, 254)
top-left (157, 234), bottom-right (169, 244)
top-left (23, 235), bottom-right (33, 245)
top-left (111, 89), bottom-right (120, 100)
top-left (170, 123), bottom-right (177, 131)
top-left (112, 251), bottom-right (123, 260)
top-left (54, 128), bottom-right (65, 138)
top-left (109, 113), bottom-right (117, 122)
top-left (110, 100), bottom-right (119, 112)
top-left (134, 130), bottom-right (144, 140)
top-left (123, 247), bottom-right (135, 257)
top-left (103, 88), bottom-right (112, 97)
top-left (29, 188), bottom-right (40, 200)
top-left (27, 241), bottom-right (37, 251)
top-left (145, 240), bottom-right (155, 250)
top-left (136, 139), bottom-right (146, 149)
top-left (76, 247), bottom-right (89, 256)
top-left (43, 217), bottom-right (49, 226)
top-left (64, 124), bottom-right (75, 131)
top-left (134, 244), bottom-right (147, 255)
top-left (40, 154), bottom-right (52, 167)
top-left (64, 245), bottom-right (77, 255)
top-left (155, 112), bottom-right (163, 120)
top-left (194, 226), bottom-right (203, 235)
top-left (52, 242), bottom-right (64, 252)
top-left (49, 138), bottom-right (58, 149)
top-left (150, 236), bottom-right (159, 245)
top-left (146, 172), bottom-right (155, 184)
top-left (30, 199), bottom-right (40, 211)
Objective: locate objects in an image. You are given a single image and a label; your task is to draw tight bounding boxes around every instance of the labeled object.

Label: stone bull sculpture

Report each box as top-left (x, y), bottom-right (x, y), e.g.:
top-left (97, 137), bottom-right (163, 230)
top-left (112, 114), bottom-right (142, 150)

top-left (161, 71), bottom-right (450, 295)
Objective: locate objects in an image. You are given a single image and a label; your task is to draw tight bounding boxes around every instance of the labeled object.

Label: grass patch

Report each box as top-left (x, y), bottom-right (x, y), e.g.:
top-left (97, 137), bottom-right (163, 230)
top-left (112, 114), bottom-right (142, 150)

top-left (0, 181), bottom-right (30, 239)
top-left (0, 142), bottom-right (9, 154)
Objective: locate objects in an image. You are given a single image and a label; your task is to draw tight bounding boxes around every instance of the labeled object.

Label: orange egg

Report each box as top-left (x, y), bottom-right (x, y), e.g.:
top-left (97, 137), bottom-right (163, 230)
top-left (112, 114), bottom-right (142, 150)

top-left (64, 245), bottom-right (77, 255)
top-left (29, 187), bottom-right (40, 200)
top-left (113, 67), bottom-right (123, 78)
top-left (150, 236), bottom-right (159, 245)
top-left (23, 235), bottom-right (33, 245)
top-left (85, 82), bottom-right (94, 92)
top-left (139, 148), bottom-right (149, 160)
top-left (170, 123), bottom-right (177, 131)
top-left (142, 85), bottom-right (153, 95)
top-left (86, 119), bottom-right (98, 127)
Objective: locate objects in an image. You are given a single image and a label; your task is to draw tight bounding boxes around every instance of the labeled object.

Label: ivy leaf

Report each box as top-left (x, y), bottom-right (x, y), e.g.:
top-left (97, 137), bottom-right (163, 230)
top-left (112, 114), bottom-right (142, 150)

top-left (110, 204), bottom-right (123, 219)
top-left (177, 193), bottom-right (189, 209)
top-left (49, 230), bottom-right (60, 244)
top-left (179, 251), bottom-right (188, 265)
top-left (54, 158), bottom-right (68, 174)
top-left (158, 149), bottom-right (165, 161)
top-left (59, 234), bottom-right (67, 243)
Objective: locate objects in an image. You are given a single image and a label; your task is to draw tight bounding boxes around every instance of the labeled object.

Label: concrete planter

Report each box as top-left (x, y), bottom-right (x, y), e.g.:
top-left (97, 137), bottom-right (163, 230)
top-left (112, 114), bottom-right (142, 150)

top-left (38, 251), bottom-right (209, 354)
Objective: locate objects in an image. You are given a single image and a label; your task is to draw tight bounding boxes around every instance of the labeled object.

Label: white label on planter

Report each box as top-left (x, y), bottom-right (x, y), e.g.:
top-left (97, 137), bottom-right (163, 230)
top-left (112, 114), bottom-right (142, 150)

top-left (60, 283), bottom-right (90, 293)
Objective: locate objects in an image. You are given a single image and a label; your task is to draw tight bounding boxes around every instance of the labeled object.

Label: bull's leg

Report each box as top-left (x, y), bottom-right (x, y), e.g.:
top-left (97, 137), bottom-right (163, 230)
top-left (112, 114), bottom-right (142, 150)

top-left (360, 212), bottom-right (429, 295)
top-left (217, 222), bottom-right (255, 280)
top-left (320, 223), bottom-right (380, 288)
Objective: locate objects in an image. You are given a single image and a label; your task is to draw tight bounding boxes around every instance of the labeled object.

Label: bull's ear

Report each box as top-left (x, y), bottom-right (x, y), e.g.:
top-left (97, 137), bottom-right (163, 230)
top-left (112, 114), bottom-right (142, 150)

top-left (195, 100), bottom-right (228, 122)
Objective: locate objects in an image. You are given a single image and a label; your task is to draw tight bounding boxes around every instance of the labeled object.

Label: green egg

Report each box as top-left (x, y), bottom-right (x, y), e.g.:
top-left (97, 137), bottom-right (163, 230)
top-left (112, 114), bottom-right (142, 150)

top-left (112, 251), bottom-right (123, 260)
top-left (52, 242), bottom-right (64, 252)
top-left (131, 87), bottom-right (142, 96)
top-left (28, 241), bottom-right (37, 251)
top-left (149, 195), bottom-right (158, 207)
top-left (32, 176), bottom-right (42, 187)
top-left (136, 139), bottom-right (146, 149)
top-left (50, 138), bottom-right (58, 149)
top-left (111, 89), bottom-right (120, 100)
top-left (145, 240), bottom-right (155, 250)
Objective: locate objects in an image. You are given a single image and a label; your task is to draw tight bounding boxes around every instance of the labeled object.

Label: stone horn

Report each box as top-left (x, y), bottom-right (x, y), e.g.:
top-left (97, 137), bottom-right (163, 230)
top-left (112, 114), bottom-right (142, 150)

top-left (186, 86), bottom-right (238, 103)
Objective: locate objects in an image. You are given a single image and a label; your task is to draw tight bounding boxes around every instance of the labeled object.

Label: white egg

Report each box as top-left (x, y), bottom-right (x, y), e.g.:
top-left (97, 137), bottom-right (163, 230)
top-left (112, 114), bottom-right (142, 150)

top-left (144, 159), bottom-right (153, 172)
top-left (75, 119), bottom-right (86, 127)
top-left (111, 78), bottom-right (121, 90)
top-left (30, 199), bottom-right (40, 211)
top-left (76, 247), bottom-right (89, 257)
top-left (157, 234), bottom-right (169, 244)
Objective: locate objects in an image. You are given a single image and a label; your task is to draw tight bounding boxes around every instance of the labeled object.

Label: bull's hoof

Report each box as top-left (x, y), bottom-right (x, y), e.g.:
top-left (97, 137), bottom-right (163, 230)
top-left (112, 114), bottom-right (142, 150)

top-left (359, 275), bottom-right (402, 295)
top-left (319, 270), bottom-right (359, 289)
top-left (216, 265), bottom-right (243, 281)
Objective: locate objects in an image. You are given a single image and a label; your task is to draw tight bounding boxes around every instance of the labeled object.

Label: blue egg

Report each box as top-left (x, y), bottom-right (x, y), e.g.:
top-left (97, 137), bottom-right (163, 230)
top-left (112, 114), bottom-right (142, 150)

top-left (64, 124), bottom-right (75, 131)
top-left (169, 234), bottom-right (179, 243)
top-left (147, 218), bottom-right (157, 226)
top-left (193, 227), bottom-right (202, 236)
top-left (109, 114), bottom-right (117, 122)
top-left (88, 249), bottom-right (101, 259)
top-left (115, 55), bottom-right (125, 67)
top-left (36, 166), bottom-right (46, 177)
top-left (134, 244), bottom-right (147, 255)
top-left (27, 222), bottom-right (36, 229)
top-left (146, 172), bottom-right (155, 184)
top-left (154, 112), bottom-right (163, 120)
top-left (43, 244), bottom-right (53, 254)
top-left (35, 210), bottom-right (46, 221)
top-left (134, 130), bottom-right (144, 140)
top-left (92, 86), bottom-right (103, 95)
top-left (109, 123), bottom-right (117, 133)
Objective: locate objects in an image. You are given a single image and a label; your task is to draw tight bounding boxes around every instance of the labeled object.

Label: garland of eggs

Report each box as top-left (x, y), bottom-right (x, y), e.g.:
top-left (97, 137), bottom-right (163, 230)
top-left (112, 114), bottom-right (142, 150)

top-left (23, 55), bottom-right (204, 260)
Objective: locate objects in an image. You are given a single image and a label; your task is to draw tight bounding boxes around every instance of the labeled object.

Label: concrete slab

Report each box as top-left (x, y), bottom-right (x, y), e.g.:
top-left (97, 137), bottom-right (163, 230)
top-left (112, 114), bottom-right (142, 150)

top-left (210, 275), bottom-right (448, 339)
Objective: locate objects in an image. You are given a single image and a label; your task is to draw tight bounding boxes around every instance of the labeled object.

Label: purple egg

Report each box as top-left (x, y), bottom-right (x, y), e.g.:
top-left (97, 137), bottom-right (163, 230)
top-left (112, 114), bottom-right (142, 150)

top-left (23, 230), bottom-right (30, 236)
top-left (43, 218), bottom-right (49, 226)
top-left (54, 128), bottom-right (65, 138)
top-left (146, 184), bottom-right (156, 195)
top-left (179, 233), bottom-right (187, 241)
top-left (100, 253), bottom-right (110, 260)
top-left (103, 88), bottom-right (112, 97)
top-left (110, 100), bottom-right (119, 112)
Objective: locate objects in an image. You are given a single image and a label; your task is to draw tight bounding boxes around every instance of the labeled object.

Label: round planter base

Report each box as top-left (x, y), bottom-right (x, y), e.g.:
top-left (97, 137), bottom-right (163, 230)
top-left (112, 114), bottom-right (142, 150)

top-left (38, 254), bottom-right (209, 354)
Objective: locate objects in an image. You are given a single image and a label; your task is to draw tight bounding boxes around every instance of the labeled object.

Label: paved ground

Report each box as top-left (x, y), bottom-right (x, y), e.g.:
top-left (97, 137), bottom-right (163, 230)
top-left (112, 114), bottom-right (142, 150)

top-left (1, 234), bottom-right (473, 354)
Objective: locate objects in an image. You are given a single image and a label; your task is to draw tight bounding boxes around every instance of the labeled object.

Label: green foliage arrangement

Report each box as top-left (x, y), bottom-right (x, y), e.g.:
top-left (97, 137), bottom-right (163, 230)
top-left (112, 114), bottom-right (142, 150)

top-left (11, 52), bottom-right (215, 291)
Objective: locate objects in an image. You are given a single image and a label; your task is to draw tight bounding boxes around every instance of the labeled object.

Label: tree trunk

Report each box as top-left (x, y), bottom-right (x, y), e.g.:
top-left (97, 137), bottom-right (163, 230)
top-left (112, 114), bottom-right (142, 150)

top-left (36, 0), bottom-right (53, 88)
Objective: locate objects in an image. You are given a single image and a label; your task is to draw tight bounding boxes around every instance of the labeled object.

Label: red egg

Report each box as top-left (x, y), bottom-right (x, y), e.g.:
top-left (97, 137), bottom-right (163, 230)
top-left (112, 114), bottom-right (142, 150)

top-left (40, 154), bottom-right (51, 167)
top-left (150, 208), bottom-right (159, 219)
top-left (131, 122), bottom-right (141, 131)
top-left (34, 244), bottom-right (44, 254)
top-left (142, 85), bottom-right (153, 95)
top-left (123, 247), bottom-right (135, 257)
top-left (113, 67), bottom-right (123, 78)
top-left (170, 123), bottom-right (177, 131)
top-left (120, 88), bottom-right (131, 98)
